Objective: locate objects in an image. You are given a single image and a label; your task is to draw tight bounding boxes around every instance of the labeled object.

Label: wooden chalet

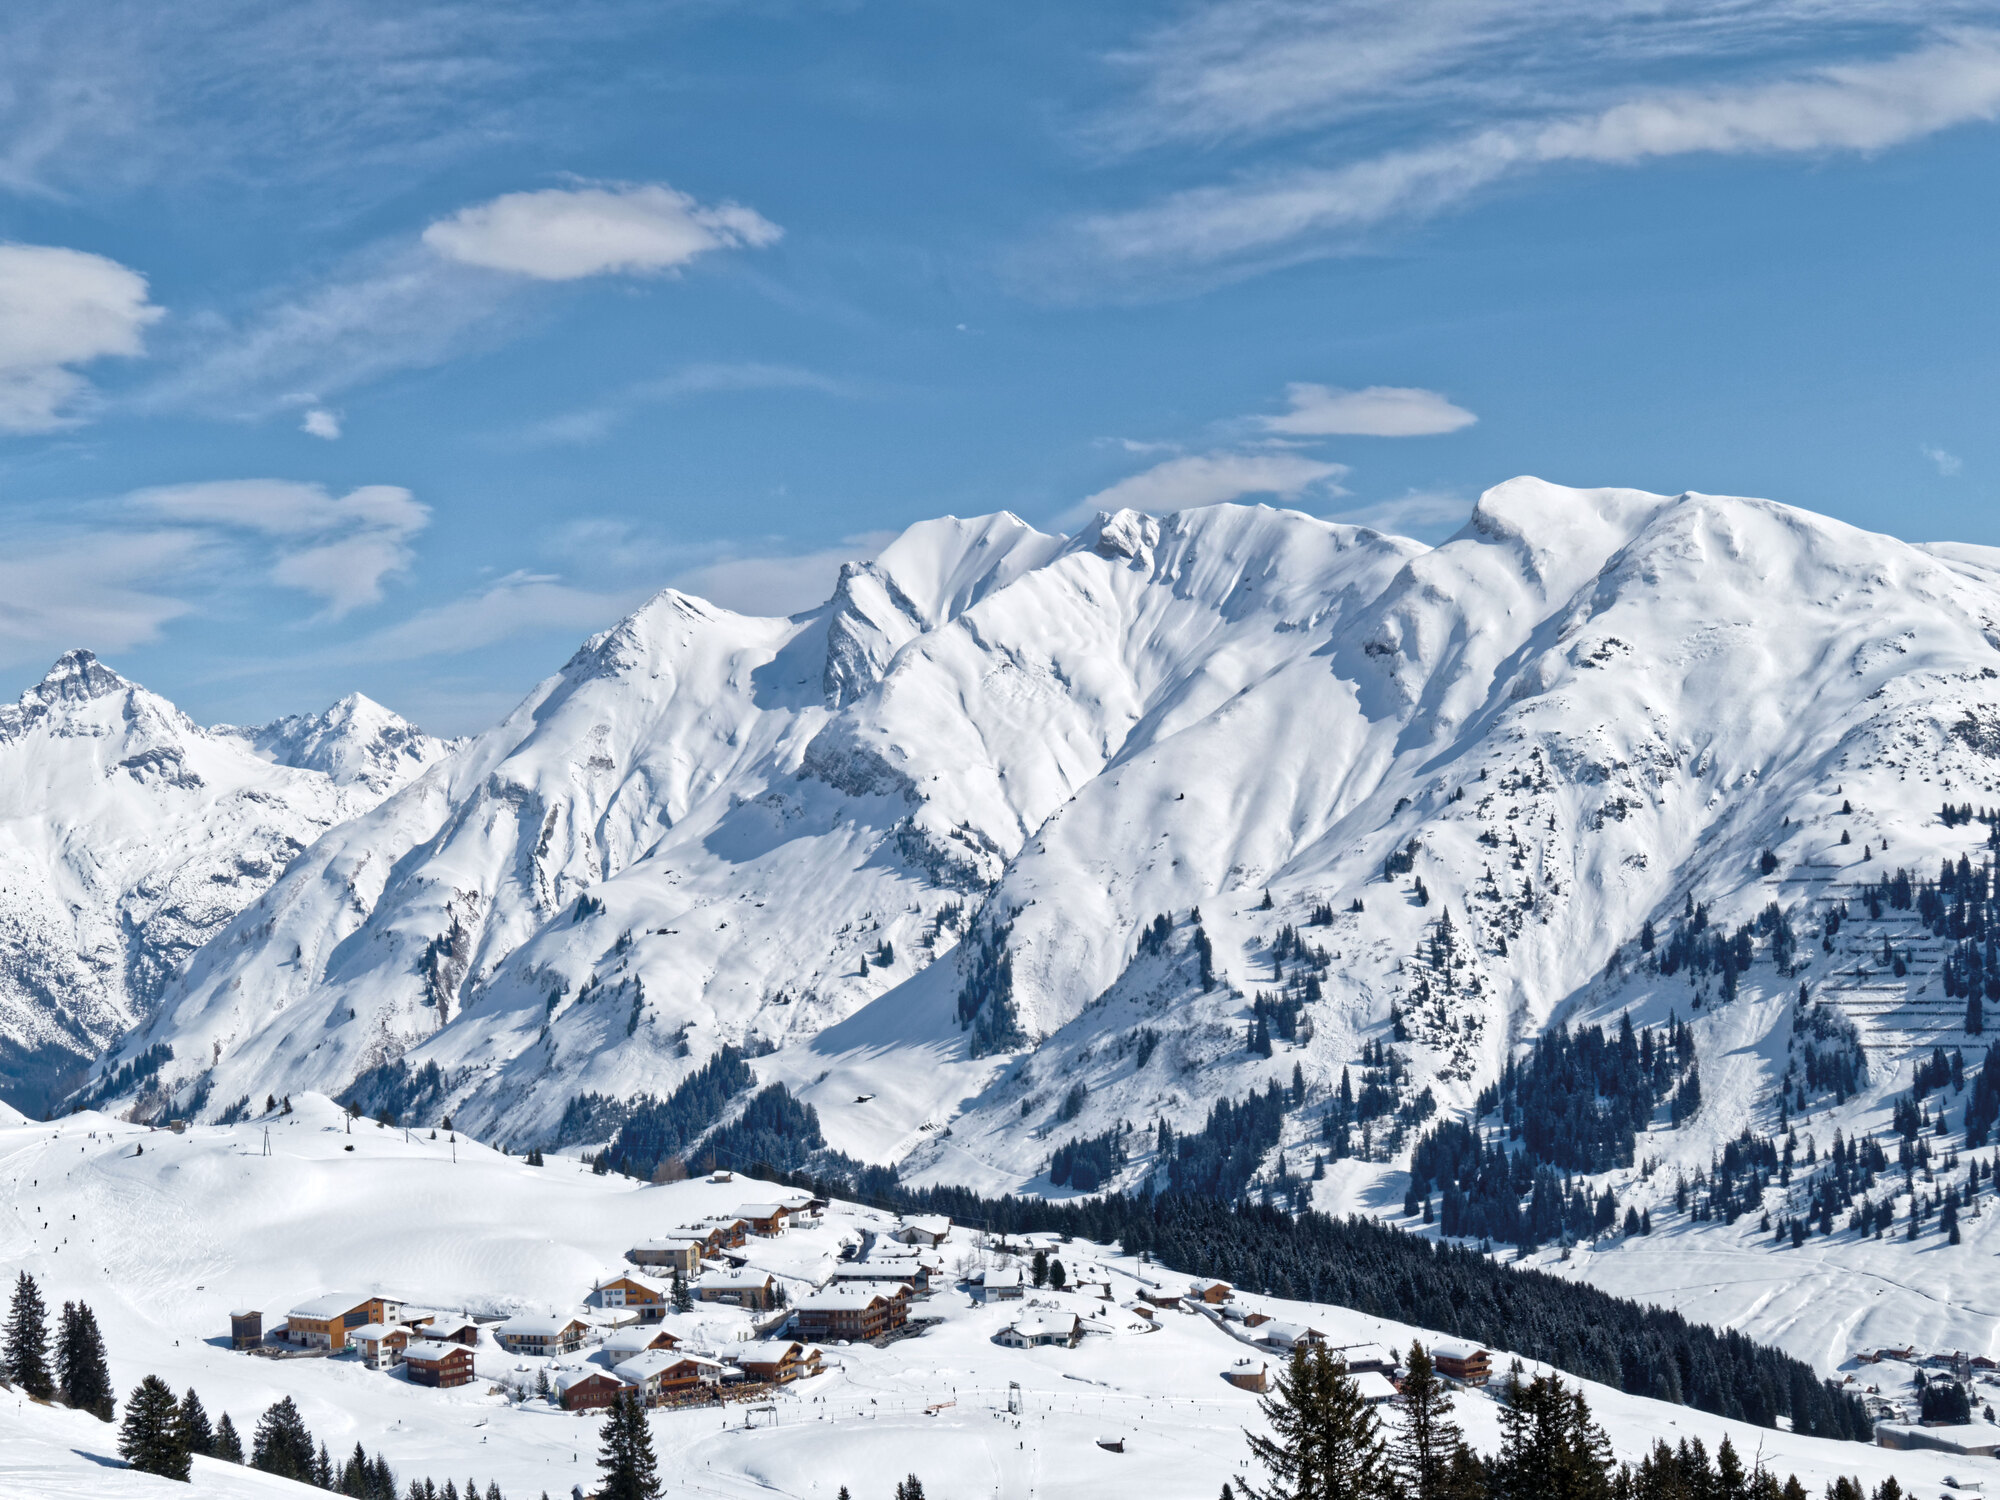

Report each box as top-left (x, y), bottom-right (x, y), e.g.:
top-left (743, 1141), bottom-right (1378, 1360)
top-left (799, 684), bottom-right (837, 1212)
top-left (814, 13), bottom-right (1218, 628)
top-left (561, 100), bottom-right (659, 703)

top-left (794, 1288), bottom-right (906, 1343)
top-left (403, 1340), bottom-right (475, 1389)
top-left (495, 1313), bottom-right (586, 1356)
top-left (557, 1369), bottom-right (628, 1411)
top-left (696, 1268), bottom-right (776, 1309)
top-left (715, 1340), bottom-right (822, 1385)
top-left (286, 1293), bottom-right (404, 1352)
top-left (1429, 1339), bottom-right (1491, 1386)
top-left (595, 1272), bottom-right (671, 1322)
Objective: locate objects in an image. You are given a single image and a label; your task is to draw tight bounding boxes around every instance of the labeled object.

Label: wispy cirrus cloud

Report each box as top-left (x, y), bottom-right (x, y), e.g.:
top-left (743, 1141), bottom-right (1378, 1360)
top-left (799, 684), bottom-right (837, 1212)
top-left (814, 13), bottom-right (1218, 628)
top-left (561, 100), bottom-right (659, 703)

top-left (149, 180), bottom-right (783, 420)
top-left (1261, 383), bottom-right (1475, 437)
top-left (518, 361), bottom-right (851, 447)
top-left (1049, 19), bottom-right (2000, 295)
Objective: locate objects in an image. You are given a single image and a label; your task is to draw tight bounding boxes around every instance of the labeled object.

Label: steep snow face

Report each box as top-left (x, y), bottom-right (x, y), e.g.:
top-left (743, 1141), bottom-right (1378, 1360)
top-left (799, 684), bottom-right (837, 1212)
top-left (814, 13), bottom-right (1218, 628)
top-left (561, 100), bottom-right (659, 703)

top-left (0, 653), bottom-right (447, 1114)
top-left (104, 484), bottom-right (2000, 1205)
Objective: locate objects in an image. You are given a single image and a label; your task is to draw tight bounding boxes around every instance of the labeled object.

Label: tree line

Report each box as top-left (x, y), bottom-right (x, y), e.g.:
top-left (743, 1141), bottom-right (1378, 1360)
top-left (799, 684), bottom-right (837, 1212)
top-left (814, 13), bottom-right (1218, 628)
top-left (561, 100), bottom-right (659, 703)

top-left (774, 1170), bottom-right (1871, 1441)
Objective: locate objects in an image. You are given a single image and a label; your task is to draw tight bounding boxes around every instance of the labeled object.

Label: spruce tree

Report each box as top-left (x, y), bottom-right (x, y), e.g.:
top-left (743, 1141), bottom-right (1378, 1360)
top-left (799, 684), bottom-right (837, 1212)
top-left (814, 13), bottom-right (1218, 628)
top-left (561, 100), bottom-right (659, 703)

top-left (596, 1388), bottom-right (662, 1500)
top-left (1492, 1373), bottom-right (1612, 1500)
top-left (4, 1270), bottom-right (52, 1397)
top-left (55, 1300), bottom-right (113, 1418)
top-left (252, 1395), bottom-right (317, 1480)
top-left (896, 1479), bottom-right (926, 1500)
top-left (1031, 1250), bottom-right (1049, 1288)
top-left (118, 1373), bottom-right (191, 1481)
top-left (1392, 1342), bottom-right (1463, 1500)
top-left (179, 1388), bottom-right (214, 1458)
top-left (214, 1412), bottom-right (244, 1463)
top-left (1246, 1345), bottom-right (1390, 1500)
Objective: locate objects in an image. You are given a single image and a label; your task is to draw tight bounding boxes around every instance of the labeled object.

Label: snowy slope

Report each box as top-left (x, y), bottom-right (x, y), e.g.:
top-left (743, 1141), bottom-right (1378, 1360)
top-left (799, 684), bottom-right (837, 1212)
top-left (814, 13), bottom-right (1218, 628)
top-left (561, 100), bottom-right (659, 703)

top-left (0, 653), bottom-right (449, 1115)
top-left (0, 1103), bottom-right (1982, 1500)
top-left (90, 482), bottom-right (2000, 1220)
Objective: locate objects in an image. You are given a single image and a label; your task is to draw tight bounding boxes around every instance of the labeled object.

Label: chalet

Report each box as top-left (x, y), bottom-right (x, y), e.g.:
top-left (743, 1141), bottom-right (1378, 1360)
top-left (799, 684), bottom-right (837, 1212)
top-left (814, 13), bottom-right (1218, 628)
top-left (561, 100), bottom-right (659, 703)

top-left (1224, 1364), bottom-right (1270, 1393)
top-left (1192, 1281), bottom-right (1232, 1305)
top-left (601, 1326), bottom-right (682, 1362)
top-left (350, 1323), bottom-right (411, 1369)
top-left (696, 1269), bottom-right (776, 1310)
top-left (557, 1369), bottom-right (628, 1412)
top-left (1073, 1279), bottom-right (1114, 1302)
top-left (1242, 1312), bottom-right (1272, 1328)
top-left (402, 1340), bottom-right (475, 1389)
top-left (614, 1351), bottom-right (726, 1405)
top-left (830, 1265), bottom-right (926, 1296)
top-left (997, 1314), bottom-right (1080, 1350)
top-left (287, 1294), bottom-right (405, 1352)
top-left (709, 1170), bottom-right (734, 1183)
top-left (594, 1272), bottom-right (671, 1322)
top-left (425, 1316), bottom-right (481, 1347)
top-left (230, 1311), bottom-right (264, 1350)
top-left (684, 1216), bottom-right (750, 1252)
top-left (1333, 1343), bottom-right (1394, 1374)
top-left (1259, 1322), bottom-right (1327, 1351)
top-left (1429, 1339), bottom-right (1491, 1387)
top-left (735, 1203), bottom-right (792, 1237)
top-left (1353, 1371), bottom-right (1399, 1406)
top-left (793, 1289), bottom-right (907, 1343)
top-left (495, 1313), bottom-right (586, 1356)
top-left (714, 1341), bottom-right (822, 1385)
top-left (973, 1267), bottom-right (1024, 1302)
top-left (627, 1237), bottom-right (704, 1276)
top-left (1139, 1290), bottom-right (1181, 1312)
top-left (894, 1215), bottom-right (951, 1247)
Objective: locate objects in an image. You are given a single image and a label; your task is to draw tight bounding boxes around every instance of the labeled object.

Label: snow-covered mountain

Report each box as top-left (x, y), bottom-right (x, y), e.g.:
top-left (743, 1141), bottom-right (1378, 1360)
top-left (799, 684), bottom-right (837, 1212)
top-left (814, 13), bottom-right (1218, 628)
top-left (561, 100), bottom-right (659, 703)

top-left (0, 652), bottom-right (451, 1113)
top-left (90, 481), bottom-right (2000, 1200)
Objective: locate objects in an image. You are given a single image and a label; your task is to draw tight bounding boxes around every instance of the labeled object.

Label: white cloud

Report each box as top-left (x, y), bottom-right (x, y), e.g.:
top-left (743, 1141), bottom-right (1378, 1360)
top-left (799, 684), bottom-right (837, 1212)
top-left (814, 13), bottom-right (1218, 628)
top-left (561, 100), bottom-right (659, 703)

top-left (1923, 443), bottom-right (1964, 476)
top-left (423, 183), bottom-right (782, 281)
top-left (1326, 488), bottom-right (1473, 539)
top-left (518, 362), bottom-right (848, 447)
top-left (1262, 383), bottom-right (1476, 437)
top-left (1059, 450), bottom-right (1347, 530)
top-left (671, 532), bottom-right (899, 618)
top-left (0, 526), bottom-right (206, 667)
top-left (155, 183), bottom-right (782, 419)
top-left (1063, 31), bottom-right (2000, 287)
top-left (301, 407), bottom-right (341, 439)
top-left (130, 478), bottom-right (429, 615)
top-left (0, 243), bottom-right (162, 432)
top-left (350, 571), bottom-right (640, 661)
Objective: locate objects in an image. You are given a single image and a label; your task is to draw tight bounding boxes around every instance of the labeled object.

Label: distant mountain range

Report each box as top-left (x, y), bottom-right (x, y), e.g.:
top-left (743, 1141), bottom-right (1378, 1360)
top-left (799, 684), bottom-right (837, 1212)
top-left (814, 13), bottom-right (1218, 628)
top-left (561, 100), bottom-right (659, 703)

top-left (20, 480), bottom-right (2000, 1214)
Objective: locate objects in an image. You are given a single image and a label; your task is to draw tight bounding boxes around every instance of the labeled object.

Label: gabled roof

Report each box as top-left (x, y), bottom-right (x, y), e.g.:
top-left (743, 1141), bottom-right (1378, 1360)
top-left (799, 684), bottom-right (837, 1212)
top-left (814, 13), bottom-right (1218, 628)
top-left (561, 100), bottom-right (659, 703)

top-left (601, 1271), bottom-right (669, 1295)
top-left (794, 1289), bottom-right (889, 1312)
top-left (288, 1292), bottom-right (370, 1319)
top-left (403, 1340), bottom-right (469, 1361)
top-left (498, 1312), bottom-right (585, 1336)
top-left (735, 1202), bottom-right (788, 1218)
top-left (556, 1368), bottom-right (625, 1393)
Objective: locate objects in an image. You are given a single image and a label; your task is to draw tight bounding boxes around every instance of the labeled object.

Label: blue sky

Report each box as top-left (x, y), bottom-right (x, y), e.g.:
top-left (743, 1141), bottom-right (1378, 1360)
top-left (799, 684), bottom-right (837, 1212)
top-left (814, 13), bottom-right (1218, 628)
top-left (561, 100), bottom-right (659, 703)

top-left (4, 1), bottom-right (2000, 732)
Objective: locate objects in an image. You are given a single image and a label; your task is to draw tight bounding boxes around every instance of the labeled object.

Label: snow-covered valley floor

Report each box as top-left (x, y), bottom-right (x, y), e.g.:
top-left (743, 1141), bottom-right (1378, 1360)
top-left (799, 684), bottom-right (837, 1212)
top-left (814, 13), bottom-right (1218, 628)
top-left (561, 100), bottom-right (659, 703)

top-left (2, 1097), bottom-right (1992, 1499)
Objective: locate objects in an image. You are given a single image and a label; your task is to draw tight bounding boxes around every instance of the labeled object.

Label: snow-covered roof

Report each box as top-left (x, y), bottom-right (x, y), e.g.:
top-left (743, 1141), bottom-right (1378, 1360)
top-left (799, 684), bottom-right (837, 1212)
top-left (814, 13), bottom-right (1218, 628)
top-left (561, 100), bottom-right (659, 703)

top-left (403, 1340), bottom-right (467, 1362)
top-left (979, 1267), bottom-right (1023, 1287)
top-left (794, 1289), bottom-right (889, 1312)
top-left (735, 1202), bottom-right (788, 1218)
top-left (602, 1326), bottom-right (677, 1353)
top-left (1353, 1372), bottom-right (1398, 1402)
top-left (697, 1268), bottom-right (771, 1288)
top-left (602, 1270), bottom-right (668, 1294)
top-left (498, 1312), bottom-right (584, 1336)
top-left (556, 1368), bottom-right (624, 1393)
top-left (349, 1322), bottom-right (402, 1341)
top-left (1428, 1338), bottom-right (1487, 1360)
top-left (289, 1292), bottom-right (368, 1319)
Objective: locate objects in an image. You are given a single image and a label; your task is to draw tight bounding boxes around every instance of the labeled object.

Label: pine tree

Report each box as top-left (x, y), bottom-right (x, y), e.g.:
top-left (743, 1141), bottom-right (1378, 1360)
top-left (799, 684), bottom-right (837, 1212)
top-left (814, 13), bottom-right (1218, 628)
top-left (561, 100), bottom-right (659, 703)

top-left (314, 1440), bottom-right (335, 1488)
top-left (214, 1412), bottom-right (245, 1463)
top-left (1246, 1345), bottom-right (1390, 1500)
top-left (4, 1270), bottom-right (52, 1398)
top-left (1049, 1258), bottom-right (1067, 1291)
top-left (1392, 1342), bottom-right (1463, 1500)
top-left (1492, 1372), bottom-right (1612, 1500)
top-left (596, 1388), bottom-right (662, 1500)
top-left (179, 1388), bottom-right (214, 1458)
top-left (1715, 1435), bottom-right (1748, 1500)
top-left (252, 1395), bottom-right (317, 1481)
top-left (55, 1300), bottom-right (113, 1419)
top-left (896, 1479), bottom-right (926, 1500)
top-left (671, 1269), bottom-right (693, 1314)
top-left (118, 1373), bottom-right (191, 1481)
top-left (1031, 1250), bottom-right (1049, 1288)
